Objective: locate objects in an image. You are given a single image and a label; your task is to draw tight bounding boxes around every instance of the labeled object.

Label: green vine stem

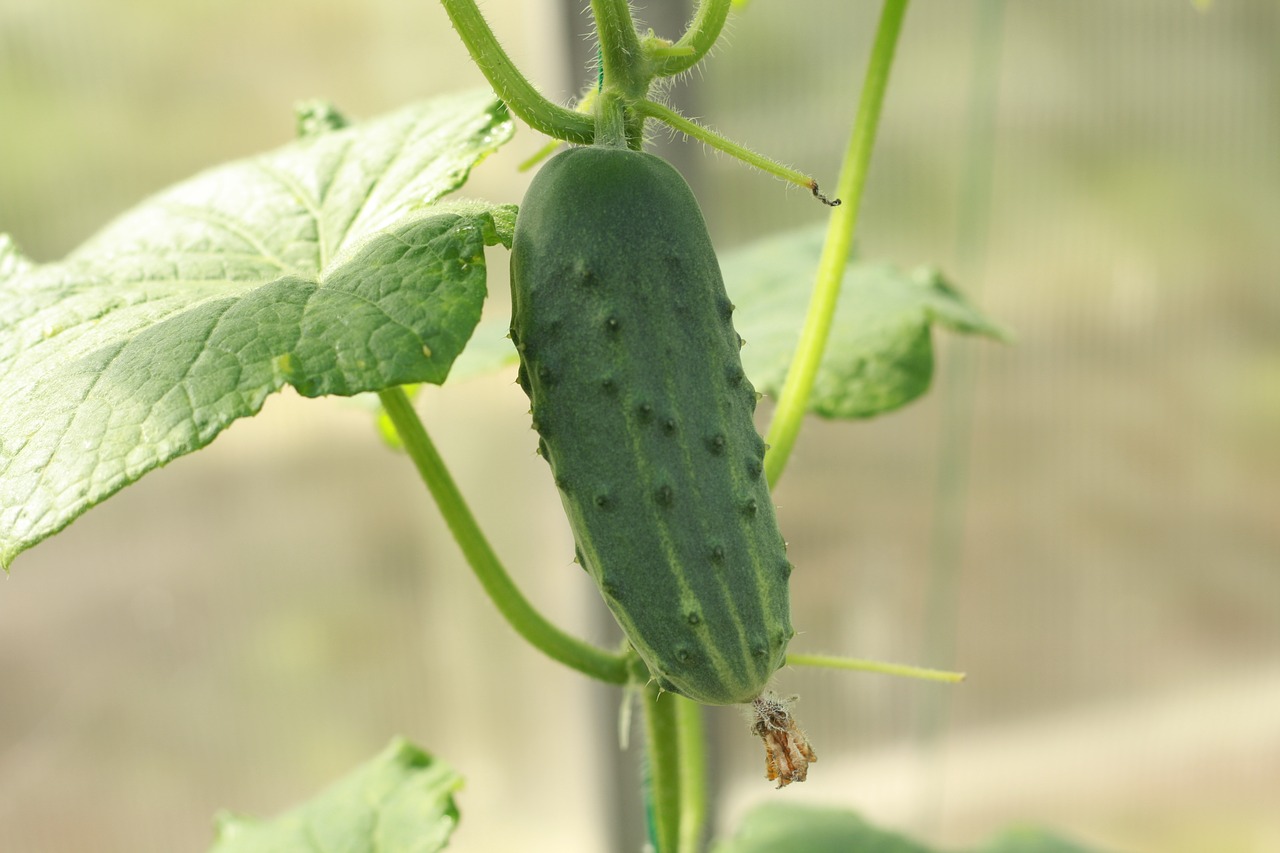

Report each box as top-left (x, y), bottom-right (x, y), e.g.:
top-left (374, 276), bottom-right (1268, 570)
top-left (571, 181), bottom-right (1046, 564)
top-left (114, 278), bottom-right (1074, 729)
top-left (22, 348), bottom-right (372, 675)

top-left (634, 99), bottom-right (839, 205)
top-left (441, 0), bottom-right (836, 200)
top-left (787, 652), bottom-right (965, 684)
top-left (439, 0), bottom-right (595, 143)
top-left (590, 0), bottom-right (650, 100)
top-left (594, 90), bottom-right (632, 149)
top-left (377, 386), bottom-right (629, 685)
top-left (647, 0), bottom-right (732, 77)
top-left (763, 0), bottom-right (911, 486)
top-left (643, 683), bottom-right (682, 853)
top-left (674, 696), bottom-right (709, 853)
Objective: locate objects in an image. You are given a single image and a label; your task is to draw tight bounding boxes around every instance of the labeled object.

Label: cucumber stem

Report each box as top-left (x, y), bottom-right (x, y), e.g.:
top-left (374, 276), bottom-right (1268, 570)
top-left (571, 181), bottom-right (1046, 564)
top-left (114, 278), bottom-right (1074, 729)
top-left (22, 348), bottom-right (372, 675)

top-left (674, 696), bottom-right (708, 853)
top-left (378, 386), bottom-right (629, 685)
top-left (634, 99), bottom-right (837, 204)
top-left (763, 0), bottom-right (910, 487)
top-left (594, 90), bottom-right (632, 149)
top-left (590, 0), bottom-right (651, 101)
top-left (439, 0), bottom-right (594, 143)
top-left (643, 683), bottom-right (682, 853)
top-left (648, 0), bottom-right (732, 77)
top-left (787, 652), bottom-right (965, 684)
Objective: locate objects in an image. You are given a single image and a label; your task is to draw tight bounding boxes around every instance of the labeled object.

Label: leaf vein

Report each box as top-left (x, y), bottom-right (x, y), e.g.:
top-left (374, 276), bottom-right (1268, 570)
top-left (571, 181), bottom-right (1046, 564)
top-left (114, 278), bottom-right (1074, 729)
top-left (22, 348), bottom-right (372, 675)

top-left (160, 203), bottom-right (294, 274)
top-left (252, 160), bottom-right (328, 270)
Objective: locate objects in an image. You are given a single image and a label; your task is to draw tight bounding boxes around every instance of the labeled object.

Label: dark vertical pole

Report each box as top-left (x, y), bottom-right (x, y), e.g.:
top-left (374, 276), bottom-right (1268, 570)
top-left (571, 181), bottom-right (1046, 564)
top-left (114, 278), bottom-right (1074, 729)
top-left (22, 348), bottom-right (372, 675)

top-left (549, 5), bottom-right (697, 849)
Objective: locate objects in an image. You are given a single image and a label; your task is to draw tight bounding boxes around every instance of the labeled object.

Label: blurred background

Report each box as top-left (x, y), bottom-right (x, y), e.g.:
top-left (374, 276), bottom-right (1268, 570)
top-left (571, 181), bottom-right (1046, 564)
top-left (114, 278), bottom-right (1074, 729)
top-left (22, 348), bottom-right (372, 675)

top-left (1, 1), bottom-right (1277, 851)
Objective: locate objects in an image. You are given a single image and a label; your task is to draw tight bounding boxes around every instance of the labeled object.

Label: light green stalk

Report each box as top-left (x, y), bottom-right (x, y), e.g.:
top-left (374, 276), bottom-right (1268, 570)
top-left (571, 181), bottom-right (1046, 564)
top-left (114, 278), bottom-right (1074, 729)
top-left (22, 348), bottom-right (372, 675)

top-left (764, 0), bottom-right (911, 486)
top-left (439, 0), bottom-right (595, 142)
top-left (378, 387), bottom-right (629, 685)
top-left (644, 683), bottom-right (681, 853)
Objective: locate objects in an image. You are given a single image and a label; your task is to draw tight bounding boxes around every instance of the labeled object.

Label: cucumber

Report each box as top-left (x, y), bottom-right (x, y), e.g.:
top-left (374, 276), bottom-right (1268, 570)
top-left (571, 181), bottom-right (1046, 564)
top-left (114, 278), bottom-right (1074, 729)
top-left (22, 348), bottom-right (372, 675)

top-left (509, 145), bottom-right (793, 705)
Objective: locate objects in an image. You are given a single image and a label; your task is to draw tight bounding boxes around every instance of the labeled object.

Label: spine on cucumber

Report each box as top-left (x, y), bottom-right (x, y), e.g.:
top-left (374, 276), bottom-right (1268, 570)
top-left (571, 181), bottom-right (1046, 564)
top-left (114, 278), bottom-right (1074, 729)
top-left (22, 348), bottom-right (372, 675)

top-left (509, 146), bottom-right (793, 706)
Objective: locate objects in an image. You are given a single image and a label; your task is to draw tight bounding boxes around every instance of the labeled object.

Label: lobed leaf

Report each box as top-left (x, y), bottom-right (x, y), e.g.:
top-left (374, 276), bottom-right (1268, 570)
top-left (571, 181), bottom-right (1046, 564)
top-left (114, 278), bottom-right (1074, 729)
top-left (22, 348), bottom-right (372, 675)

top-left (210, 738), bottom-right (462, 853)
top-left (0, 91), bottom-right (515, 569)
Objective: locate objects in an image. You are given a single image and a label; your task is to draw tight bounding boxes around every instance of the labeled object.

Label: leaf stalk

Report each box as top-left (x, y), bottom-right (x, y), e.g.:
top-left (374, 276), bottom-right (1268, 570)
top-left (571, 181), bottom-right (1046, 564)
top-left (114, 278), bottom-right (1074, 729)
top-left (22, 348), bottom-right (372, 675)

top-left (648, 0), bottom-right (733, 77)
top-left (378, 386), bottom-right (629, 685)
top-left (787, 652), bottom-right (965, 684)
top-left (439, 0), bottom-right (594, 143)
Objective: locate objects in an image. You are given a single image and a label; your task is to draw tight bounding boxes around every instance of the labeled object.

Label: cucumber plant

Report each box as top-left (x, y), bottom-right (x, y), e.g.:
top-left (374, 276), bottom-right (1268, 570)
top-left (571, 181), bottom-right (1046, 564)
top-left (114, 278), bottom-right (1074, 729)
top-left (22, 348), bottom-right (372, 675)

top-left (0, 1), bottom-right (1041, 851)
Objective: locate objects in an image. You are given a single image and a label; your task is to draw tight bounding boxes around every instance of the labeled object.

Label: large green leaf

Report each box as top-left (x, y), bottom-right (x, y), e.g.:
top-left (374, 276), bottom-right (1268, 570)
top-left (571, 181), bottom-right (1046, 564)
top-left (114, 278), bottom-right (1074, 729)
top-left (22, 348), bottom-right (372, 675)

top-left (725, 226), bottom-right (1008, 419)
top-left (452, 225), bottom-right (1006, 418)
top-left (210, 738), bottom-right (462, 853)
top-left (0, 91), bottom-right (514, 569)
top-left (714, 804), bottom-right (1108, 853)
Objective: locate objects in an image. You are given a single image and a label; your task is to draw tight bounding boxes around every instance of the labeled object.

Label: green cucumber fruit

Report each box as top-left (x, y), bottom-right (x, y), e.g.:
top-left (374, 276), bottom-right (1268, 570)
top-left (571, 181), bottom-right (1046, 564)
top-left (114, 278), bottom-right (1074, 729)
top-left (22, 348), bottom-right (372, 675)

top-left (509, 145), bottom-right (794, 706)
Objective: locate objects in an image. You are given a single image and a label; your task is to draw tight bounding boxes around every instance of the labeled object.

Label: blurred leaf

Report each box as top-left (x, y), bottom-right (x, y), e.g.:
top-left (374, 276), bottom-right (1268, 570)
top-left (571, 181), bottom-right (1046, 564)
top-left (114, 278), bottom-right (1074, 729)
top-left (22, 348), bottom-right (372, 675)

top-left (444, 312), bottom-right (519, 382)
top-left (210, 738), bottom-right (462, 853)
top-left (974, 827), bottom-right (1109, 853)
top-left (0, 91), bottom-right (515, 569)
top-left (712, 803), bottom-right (934, 853)
top-left (723, 225), bottom-right (1009, 419)
top-left (0, 234), bottom-right (34, 281)
top-left (715, 804), bottom-right (1109, 853)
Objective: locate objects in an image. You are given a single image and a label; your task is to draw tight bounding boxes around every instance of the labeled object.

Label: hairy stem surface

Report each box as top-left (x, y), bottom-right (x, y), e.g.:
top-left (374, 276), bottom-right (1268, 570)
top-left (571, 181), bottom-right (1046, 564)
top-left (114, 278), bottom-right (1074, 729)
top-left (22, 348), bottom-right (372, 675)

top-left (650, 0), bottom-right (732, 76)
top-left (591, 0), bottom-right (649, 99)
top-left (440, 0), bottom-right (594, 142)
top-left (635, 99), bottom-right (833, 200)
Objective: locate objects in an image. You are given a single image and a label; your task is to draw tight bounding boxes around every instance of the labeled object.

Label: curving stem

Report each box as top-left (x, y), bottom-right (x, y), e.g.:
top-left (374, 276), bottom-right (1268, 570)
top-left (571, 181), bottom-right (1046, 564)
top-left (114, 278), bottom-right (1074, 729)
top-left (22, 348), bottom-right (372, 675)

top-left (378, 386), bottom-right (629, 685)
top-left (440, 0), bottom-right (595, 143)
top-left (648, 0), bottom-right (733, 76)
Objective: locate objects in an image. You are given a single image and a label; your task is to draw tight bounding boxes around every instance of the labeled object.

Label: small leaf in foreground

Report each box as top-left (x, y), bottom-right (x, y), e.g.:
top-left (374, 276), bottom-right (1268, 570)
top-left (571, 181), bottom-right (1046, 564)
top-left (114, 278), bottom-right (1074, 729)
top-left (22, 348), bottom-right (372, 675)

top-left (722, 225), bottom-right (1009, 420)
top-left (210, 738), bottom-right (462, 853)
top-left (0, 91), bottom-right (515, 569)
